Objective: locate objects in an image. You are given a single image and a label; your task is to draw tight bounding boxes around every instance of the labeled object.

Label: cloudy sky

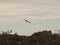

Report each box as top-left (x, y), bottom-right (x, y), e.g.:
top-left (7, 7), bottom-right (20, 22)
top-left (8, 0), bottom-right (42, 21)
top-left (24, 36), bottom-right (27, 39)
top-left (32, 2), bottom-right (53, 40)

top-left (0, 0), bottom-right (60, 35)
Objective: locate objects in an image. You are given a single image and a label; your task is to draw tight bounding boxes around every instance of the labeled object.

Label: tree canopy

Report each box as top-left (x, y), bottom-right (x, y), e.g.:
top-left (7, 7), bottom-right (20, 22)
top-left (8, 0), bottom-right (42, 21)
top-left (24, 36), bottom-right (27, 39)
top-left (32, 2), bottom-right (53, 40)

top-left (0, 30), bottom-right (60, 45)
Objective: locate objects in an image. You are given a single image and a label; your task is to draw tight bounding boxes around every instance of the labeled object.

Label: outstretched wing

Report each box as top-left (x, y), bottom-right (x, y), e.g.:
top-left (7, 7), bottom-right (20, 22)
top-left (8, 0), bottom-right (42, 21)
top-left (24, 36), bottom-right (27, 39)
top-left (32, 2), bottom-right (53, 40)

top-left (24, 19), bottom-right (31, 24)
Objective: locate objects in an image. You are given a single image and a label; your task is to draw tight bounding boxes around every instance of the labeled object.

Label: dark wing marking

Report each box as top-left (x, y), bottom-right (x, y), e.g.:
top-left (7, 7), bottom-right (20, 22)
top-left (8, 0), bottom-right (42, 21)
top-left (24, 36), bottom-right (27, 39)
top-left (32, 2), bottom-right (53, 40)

top-left (24, 19), bottom-right (31, 24)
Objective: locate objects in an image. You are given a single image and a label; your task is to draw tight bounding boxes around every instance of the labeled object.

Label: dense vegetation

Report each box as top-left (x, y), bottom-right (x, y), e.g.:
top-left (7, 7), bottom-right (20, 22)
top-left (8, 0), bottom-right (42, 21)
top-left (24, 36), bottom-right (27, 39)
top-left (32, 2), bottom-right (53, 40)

top-left (0, 30), bottom-right (60, 45)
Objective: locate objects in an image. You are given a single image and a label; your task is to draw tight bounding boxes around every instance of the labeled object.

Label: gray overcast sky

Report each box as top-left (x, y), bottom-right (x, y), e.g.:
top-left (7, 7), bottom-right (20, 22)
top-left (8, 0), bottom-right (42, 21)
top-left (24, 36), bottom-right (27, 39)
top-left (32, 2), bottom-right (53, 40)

top-left (0, 0), bottom-right (60, 35)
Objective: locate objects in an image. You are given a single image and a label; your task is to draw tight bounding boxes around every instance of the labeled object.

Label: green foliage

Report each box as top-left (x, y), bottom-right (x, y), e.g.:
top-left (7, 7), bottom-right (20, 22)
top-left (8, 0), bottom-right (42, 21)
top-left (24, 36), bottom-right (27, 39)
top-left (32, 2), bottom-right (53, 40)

top-left (0, 30), bottom-right (60, 45)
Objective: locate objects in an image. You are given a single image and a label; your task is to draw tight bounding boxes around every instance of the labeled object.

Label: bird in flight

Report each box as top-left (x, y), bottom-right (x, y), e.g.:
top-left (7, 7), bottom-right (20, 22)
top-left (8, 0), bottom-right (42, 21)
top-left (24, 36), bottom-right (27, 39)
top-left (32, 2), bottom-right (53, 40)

top-left (24, 19), bottom-right (31, 24)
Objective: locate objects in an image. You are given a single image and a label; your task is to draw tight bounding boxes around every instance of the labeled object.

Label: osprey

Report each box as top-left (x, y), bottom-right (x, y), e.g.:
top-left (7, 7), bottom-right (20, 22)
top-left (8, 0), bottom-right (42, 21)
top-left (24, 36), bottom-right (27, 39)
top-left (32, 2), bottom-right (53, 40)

top-left (24, 19), bottom-right (31, 24)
